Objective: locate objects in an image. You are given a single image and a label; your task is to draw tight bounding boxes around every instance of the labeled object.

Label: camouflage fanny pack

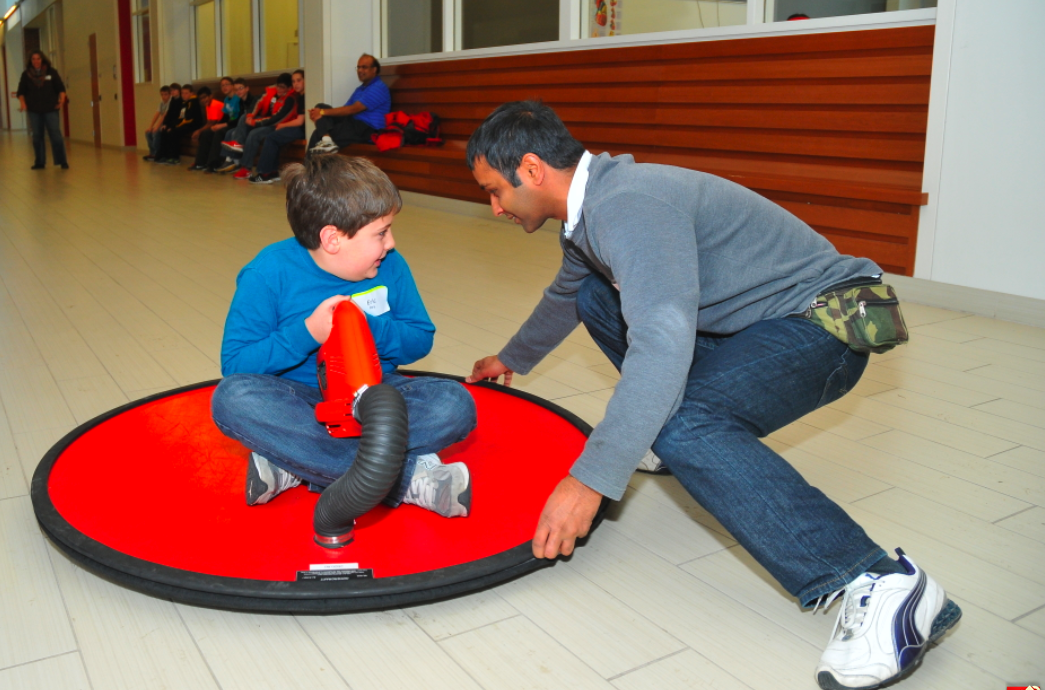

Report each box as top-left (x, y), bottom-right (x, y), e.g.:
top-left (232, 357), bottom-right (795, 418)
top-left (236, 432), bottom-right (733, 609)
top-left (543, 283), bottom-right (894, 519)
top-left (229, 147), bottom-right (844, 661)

top-left (797, 281), bottom-right (909, 354)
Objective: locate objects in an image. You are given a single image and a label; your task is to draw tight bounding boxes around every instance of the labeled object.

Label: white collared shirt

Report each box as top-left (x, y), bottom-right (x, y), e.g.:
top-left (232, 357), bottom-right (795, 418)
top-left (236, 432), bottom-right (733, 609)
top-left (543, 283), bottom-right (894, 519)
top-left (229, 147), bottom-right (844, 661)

top-left (563, 150), bottom-right (593, 240)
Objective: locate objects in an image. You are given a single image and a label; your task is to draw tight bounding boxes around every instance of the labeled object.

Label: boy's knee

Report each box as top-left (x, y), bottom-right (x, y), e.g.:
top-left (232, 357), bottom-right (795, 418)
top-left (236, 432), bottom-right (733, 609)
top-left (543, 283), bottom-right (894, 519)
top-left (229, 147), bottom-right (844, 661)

top-left (211, 374), bottom-right (260, 424)
top-left (419, 380), bottom-right (477, 439)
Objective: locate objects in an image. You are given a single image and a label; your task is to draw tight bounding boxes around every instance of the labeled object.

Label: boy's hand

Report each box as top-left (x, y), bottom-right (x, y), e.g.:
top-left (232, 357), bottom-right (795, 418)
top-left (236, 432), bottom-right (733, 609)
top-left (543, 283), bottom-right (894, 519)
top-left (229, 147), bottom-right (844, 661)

top-left (466, 355), bottom-right (513, 386)
top-left (305, 295), bottom-right (358, 344)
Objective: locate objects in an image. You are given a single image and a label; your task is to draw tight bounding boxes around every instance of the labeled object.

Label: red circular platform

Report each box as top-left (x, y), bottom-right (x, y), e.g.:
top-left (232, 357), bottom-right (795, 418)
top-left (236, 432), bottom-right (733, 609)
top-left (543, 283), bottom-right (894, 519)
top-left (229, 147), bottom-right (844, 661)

top-left (32, 374), bottom-right (600, 612)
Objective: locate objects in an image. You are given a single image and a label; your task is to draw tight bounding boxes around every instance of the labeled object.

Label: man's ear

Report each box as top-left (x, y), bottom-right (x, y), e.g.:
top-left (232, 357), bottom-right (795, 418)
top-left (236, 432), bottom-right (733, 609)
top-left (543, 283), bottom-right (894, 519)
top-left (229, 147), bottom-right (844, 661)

top-left (519, 153), bottom-right (546, 186)
top-left (318, 225), bottom-right (344, 253)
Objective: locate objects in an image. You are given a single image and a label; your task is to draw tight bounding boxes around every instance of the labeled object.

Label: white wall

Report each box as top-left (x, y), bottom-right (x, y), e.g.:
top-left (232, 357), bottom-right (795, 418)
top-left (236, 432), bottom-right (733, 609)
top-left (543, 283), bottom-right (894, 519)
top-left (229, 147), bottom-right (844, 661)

top-left (2, 6), bottom-right (27, 130)
top-left (917, 0), bottom-right (1045, 301)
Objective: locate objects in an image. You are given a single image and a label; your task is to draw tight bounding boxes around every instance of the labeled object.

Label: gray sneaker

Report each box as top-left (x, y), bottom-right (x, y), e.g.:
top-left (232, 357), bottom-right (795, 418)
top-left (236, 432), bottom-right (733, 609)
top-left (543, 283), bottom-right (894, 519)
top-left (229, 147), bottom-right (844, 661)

top-left (636, 449), bottom-right (670, 474)
top-left (403, 456), bottom-right (471, 518)
top-left (246, 452), bottom-right (302, 505)
top-left (309, 135), bottom-right (340, 155)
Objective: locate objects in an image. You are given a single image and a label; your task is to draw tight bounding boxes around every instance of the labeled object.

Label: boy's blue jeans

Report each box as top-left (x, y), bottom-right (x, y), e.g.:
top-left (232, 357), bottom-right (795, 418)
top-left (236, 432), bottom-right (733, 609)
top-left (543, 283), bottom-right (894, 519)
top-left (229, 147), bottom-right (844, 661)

top-left (576, 274), bottom-right (885, 606)
top-left (211, 372), bottom-right (477, 505)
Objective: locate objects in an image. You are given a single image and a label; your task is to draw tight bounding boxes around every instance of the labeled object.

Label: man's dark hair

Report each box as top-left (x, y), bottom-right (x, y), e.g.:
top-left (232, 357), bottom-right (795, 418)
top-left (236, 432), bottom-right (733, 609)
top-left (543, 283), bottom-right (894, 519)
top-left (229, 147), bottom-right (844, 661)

top-left (360, 53), bottom-right (381, 75)
top-left (160, 86), bottom-right (171, 93)
top-left (283, 155), bottom-right (402, 249)
top-left (169, 83), bottom-right (182, 92)
top-left (233, 77), bottom-right (248, 87)
top-left (466, 101), bottom-right (586, 187)
top-left (276, 72), bottom-right (293, 87)
top-left (26, 51), bottom-right (52, 71)
top-left (197, 86), bottom-right (212, 97)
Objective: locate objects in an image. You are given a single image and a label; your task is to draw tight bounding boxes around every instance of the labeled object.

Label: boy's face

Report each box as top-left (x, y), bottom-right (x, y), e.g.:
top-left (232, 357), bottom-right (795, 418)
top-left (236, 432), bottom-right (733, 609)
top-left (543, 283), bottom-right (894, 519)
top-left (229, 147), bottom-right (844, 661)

top-left (235, 84), bottom-right (248, 100)
top-left (331, 214), bottom-right (396, 282)
top-left (160, 90), bottom-right (171, 103)
top-left (276, 84), bottom-right (289, 98)
top-left (292, 73), bottom-right (305, 93)
top-left (200, 94), bottom-right (212, 108)
top-left (181, 88), bottom-right (193, 100)
top-left (220, 79), bottom-right (233, 95)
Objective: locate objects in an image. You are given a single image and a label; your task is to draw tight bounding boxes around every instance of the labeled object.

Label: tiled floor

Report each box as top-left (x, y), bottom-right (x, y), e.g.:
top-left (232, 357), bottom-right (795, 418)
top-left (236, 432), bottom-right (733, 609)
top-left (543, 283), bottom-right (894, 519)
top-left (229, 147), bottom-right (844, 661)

top-left (1, 133), bottom-right (1042, 689)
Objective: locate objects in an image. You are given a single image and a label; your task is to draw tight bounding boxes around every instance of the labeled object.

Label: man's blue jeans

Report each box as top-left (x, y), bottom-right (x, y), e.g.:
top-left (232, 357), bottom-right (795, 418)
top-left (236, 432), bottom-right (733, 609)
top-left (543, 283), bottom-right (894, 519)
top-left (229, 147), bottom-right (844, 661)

top-left (577, 274), bottom-right (885, 606)
top-left (27, 110), bottom-right (67, 167)
top-left (257, 125), bottom-right (305, 175)
top-left (211, 372), bottom-right (477, 505)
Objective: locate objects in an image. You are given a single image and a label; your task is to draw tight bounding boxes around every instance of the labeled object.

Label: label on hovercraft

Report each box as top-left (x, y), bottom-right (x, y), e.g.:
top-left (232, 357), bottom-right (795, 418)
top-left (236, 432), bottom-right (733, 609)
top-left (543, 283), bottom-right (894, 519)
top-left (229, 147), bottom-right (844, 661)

top-left (296, 567), bottom-right (374, 582)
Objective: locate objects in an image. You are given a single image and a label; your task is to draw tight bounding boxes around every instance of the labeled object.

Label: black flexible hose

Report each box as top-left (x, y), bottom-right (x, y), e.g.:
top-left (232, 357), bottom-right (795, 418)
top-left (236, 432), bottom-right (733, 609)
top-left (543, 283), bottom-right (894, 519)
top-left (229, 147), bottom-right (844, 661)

top-left (313, 384), bottom-right (409, 547)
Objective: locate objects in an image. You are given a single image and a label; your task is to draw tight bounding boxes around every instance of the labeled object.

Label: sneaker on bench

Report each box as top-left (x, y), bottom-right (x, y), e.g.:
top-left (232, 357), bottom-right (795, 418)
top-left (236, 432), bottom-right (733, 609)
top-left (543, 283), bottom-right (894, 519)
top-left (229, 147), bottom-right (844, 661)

top-left (310, 136), bottom-right (340, 155)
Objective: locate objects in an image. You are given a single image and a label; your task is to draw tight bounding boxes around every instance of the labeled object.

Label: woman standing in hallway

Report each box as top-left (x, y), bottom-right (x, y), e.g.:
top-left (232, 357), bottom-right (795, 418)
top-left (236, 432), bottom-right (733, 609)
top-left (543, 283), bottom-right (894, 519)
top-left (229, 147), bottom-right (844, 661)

top-left (17, 51), bottom-right (69, 170)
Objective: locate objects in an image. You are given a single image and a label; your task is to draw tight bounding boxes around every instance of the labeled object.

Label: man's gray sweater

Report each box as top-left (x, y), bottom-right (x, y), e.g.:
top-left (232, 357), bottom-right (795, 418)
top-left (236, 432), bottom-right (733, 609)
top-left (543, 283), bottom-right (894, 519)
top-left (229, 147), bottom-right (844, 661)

top-left (498, 153), bottom-right (880, 501)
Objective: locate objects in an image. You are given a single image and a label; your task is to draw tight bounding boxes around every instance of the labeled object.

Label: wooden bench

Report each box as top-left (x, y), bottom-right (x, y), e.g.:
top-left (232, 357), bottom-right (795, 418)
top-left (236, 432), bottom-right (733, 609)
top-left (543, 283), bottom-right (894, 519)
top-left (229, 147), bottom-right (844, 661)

top-left (336, 25), bottom-right (933, 276)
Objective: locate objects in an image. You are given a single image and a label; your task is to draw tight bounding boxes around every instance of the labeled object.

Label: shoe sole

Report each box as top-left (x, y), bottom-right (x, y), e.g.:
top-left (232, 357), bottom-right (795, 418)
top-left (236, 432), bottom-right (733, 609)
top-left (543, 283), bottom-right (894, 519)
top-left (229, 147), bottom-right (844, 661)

top-left (816, 599), bottom-right (962, 690)
top-left (245, 454), bottom-right (275, 505)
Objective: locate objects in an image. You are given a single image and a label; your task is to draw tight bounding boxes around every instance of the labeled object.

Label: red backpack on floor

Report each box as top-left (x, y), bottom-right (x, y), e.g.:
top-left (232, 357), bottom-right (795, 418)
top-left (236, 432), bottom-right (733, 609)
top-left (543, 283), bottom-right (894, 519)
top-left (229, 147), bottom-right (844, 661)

top-left (372, 111), bottom-right (443, 152)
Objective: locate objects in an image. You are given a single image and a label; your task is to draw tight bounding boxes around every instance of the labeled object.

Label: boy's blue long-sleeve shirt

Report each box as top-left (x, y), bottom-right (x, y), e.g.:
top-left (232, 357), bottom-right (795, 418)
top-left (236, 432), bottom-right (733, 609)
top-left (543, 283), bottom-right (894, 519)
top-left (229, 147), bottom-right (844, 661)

top-left (221, 238), bottom-right (435, 387)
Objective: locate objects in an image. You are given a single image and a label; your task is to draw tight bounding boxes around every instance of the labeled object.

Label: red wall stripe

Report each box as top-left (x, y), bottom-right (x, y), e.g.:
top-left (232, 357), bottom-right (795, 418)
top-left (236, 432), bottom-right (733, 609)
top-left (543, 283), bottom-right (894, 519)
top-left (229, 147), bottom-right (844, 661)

top-left (117, 0), bottom-right (137, 146)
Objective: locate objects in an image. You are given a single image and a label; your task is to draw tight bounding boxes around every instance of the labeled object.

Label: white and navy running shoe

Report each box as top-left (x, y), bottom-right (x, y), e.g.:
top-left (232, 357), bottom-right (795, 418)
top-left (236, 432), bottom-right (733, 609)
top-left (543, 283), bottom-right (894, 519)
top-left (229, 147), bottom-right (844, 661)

top-left (815, 549), bottom-right (962, 690)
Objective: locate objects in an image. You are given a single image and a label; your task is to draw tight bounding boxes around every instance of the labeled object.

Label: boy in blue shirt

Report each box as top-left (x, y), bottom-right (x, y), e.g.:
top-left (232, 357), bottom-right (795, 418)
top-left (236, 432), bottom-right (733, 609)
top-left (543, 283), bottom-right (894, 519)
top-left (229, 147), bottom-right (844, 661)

top-left (212, 155), bottom-right (476, 517)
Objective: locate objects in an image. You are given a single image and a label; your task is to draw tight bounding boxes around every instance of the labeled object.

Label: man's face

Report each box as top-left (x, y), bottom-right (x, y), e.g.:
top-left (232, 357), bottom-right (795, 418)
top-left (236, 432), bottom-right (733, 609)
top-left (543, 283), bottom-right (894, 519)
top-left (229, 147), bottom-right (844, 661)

top-left (356, 58), bottom-right (378, 84)
top-left (292, 73), bottom-right (305, 93)
top-left (220, 79), bottom-right (233, 95)
top-left (235, 84), bottom-right (248, 100)
top-left (472, 157), bottom-right (547, 234)
top-left (330, 214), bottom-right (396, 281)
top-left (181, 88), bottom-right (192, 100)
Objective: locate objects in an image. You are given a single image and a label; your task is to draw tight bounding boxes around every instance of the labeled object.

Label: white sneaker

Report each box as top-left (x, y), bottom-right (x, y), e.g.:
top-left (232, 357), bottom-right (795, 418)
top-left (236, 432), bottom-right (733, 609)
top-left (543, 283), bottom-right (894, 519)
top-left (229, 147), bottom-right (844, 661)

top-left (635, 449), bottom-right (669, 474)
top-left (245, 452), bottom-right (302, 505)
top-left (309, 135), bottom-right (339, 154)
top-left (814, 550), bottom-right (962, 690)
top-left (403, 455), bottom-right (471, 518)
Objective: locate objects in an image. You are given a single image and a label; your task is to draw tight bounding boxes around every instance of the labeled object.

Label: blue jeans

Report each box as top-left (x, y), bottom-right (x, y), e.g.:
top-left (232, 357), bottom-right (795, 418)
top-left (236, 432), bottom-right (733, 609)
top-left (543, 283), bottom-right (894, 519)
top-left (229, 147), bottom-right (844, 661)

top-left (577, 274), bottom-right (884, 606)
top-left (145, 129), bottom-right (160, 156)
top-left (239, 125), bottom-right (273, 170)
top-left (211, 372), bottom-right (477, 505)
top-left (28, 110), bottom-right (67, 167)
top-left (257, 125), bottom-right (305, 175)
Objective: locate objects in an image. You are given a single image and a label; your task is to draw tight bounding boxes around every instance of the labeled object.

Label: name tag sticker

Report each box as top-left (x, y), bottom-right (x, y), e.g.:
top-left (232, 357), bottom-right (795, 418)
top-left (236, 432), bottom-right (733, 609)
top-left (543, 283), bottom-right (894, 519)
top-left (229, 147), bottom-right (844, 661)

top-left (352, 286), bottom-right (390, 316)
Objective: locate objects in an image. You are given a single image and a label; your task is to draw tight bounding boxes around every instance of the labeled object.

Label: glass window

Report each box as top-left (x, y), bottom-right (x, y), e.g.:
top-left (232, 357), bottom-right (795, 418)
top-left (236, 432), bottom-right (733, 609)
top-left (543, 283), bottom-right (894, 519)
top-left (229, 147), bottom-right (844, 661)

top-left (461, 0), bottom-right (558, 51)
top-left (386, 0), bottom-right (442, 57)
top-left (593, 0), bottom-right (747, 38)
top-left (262, 0), bottom-right (300, 71)
top-left (195, 1), bottom-right (218, 79)
top-left (133, 0), bottom-right (152, 82)
top-left (223, 0), bottom-right (255, 75)
top-left (766, 0), bottom-right (936, 22)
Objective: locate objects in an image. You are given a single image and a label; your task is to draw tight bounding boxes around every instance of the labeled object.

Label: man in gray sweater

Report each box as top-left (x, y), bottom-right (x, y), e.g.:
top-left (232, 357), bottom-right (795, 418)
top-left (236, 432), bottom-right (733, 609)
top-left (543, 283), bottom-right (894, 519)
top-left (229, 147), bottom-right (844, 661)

top-left (464, 101), bottom-right (960, 690)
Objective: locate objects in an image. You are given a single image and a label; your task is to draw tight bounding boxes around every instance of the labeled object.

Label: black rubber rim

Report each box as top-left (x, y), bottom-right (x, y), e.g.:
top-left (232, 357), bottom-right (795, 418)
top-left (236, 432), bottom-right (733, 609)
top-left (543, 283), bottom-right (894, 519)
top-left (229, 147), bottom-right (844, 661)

top-left (31, 371), bottom-right (607, 613)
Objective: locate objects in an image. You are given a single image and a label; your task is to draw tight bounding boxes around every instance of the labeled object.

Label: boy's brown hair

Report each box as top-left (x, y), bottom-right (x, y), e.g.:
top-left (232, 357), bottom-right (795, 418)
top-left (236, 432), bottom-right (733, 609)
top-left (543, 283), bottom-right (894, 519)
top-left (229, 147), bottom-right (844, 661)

top-left (283, 155), bottom-right (402, 250)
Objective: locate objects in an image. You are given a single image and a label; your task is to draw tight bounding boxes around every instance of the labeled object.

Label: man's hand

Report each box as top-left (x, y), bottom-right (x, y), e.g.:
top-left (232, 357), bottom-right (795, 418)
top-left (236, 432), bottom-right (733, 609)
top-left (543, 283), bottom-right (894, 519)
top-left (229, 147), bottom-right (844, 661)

top-left (305, 295), bottom-right (357, 344)
top-left (532, 476), bottom-right (603, 559)
top-left (466, 355), bottom-right (513, 386)
top-left (308, 107), bottom-right (323, 122)
top-left (191, 129), bottom-right (201, 141)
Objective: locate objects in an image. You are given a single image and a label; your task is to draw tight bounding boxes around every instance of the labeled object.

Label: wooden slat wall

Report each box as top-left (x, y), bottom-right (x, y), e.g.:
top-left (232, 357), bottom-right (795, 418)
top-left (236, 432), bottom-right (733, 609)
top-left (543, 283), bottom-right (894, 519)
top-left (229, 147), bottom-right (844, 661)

top-left (342, 25), bottom-right (934, 275)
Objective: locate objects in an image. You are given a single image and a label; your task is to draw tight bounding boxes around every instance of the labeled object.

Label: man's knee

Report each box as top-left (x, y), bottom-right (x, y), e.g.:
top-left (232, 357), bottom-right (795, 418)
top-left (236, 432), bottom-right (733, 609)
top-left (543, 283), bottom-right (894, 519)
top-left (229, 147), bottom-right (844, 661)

top-left (576, 274), bottom-right (619, 323)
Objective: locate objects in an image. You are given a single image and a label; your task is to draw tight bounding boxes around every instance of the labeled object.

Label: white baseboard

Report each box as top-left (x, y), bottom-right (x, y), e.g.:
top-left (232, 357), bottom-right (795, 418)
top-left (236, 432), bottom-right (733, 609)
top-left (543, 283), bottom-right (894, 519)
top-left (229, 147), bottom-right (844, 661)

top-left (886, 274), bottom-right (1045, 328)
top-left (401, 192), bottom-right (1045, 329)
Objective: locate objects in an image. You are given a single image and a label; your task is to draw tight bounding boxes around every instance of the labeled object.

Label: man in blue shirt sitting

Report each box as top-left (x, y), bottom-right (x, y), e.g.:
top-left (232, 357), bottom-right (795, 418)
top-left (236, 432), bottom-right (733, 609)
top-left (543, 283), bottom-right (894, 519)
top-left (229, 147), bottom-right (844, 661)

top-left (308, 54), bottom-right (390, 154)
